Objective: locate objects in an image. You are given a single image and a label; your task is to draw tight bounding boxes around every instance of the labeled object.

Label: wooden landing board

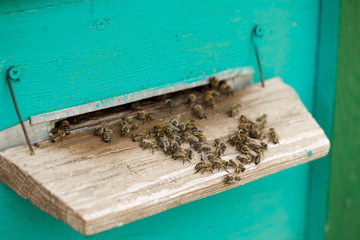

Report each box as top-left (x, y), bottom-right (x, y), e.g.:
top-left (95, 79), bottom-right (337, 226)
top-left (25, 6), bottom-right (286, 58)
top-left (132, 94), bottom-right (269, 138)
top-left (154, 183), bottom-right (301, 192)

top-left (0, 78), bottom-right (330, 235)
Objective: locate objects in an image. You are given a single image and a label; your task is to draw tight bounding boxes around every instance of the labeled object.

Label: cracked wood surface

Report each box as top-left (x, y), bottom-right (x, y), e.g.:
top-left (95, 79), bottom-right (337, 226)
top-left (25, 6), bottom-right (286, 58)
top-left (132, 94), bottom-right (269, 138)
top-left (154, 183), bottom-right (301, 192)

top-left (0, 78), bottom-right (330, 235)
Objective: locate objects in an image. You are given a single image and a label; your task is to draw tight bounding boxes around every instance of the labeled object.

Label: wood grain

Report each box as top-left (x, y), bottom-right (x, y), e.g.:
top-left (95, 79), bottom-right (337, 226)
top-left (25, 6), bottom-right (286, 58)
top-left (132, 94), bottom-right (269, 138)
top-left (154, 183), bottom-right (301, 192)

top-left (0, 78), bottom-right (330, 235)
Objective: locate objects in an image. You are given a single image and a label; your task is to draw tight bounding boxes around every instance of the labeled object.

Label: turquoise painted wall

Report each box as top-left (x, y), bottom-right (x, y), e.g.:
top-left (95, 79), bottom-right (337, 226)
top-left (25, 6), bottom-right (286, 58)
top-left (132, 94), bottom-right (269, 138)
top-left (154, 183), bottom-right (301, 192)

top-left (0, 0), bottom-right (338, 239)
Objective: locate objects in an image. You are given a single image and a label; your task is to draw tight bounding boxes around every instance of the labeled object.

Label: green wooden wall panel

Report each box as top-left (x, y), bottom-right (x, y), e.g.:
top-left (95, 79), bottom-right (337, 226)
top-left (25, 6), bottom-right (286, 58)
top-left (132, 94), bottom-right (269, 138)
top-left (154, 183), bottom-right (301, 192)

top-left (307, 0), bottom-right (340, 239)
top-left (0, 0), bottom-right (318, 131)
top-left (0, 0), bottom-right (325, 239)
top-left (326, 0), bottom-right (360, 239)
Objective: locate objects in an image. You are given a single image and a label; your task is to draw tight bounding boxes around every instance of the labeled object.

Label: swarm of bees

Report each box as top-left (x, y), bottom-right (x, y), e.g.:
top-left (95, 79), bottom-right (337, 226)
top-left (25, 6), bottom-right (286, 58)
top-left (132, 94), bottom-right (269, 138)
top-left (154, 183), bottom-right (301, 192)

top-left (51, 75), bottom-right (280, 185)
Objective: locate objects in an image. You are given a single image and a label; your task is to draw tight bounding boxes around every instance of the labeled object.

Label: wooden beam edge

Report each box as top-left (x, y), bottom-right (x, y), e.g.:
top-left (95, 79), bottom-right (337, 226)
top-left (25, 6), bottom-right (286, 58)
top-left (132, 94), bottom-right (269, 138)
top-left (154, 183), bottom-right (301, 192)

top-left (0, 155), bottom-right (87, 234)
top-left (83, 136), bottom-right (330, 235)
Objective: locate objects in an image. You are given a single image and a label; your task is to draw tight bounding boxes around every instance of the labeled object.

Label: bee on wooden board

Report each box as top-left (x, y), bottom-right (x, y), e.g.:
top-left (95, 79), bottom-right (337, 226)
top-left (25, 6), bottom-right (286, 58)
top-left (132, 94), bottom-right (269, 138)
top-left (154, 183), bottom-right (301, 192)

top-left (170, 114), bottom-right (181, 127)
top-left (132, 130), bottom-right (150, 142)
top-left (267, 128), bottom-right (280, 144)
top-left (172, 150), bottom-right (192, 164)
top-left (255, 114), bottom-right (268, 131)
top-left (177, 121), bottom-right (186, 131)
top-left (228, 159), bottom-right (245, 174)
top-left (219, 83), bottom-right (233, 97)
top-left (186, 94), bottom-right (197, 106)
top-left (209, 76), bottom-right (220, 88)
top-left (204, 94), bottom-right (216, 109)
top-left (186, 120), bottom-right (198, 131)
top-left (103, 127), bottom-right (113, 143)
top-left (121, 123), bottom-right (131, 137)
top-left (227, 104), bottom-right (241, 117)
top-left (140, 139), bottom-right (158, 152)
top-left (239, 115), bottom-right (253, 124)
top-left (51, 129), bottom-right (66, 143)
top-left (205, 90), bottom-right (221, 98)
top-left (193, 104), bottom-right (207, 119)
top-left (60, 120), bottom-right (71, 135)
top-left (195, 161), bottom-right (214, 174)
top-left (236, 154), bottom-right (252, 164)
top-left (224, 174), bottom-right (241, 184)
top-left (212, 158), bottom-right (229, 172)
top-left (94, 124), bottom-right (107, 136)
top-left (136, 111), bottom-right (154, 122)
top-left (214, 138), bottom-right (226, 156)
top-left (165, 99), bottom-right (175, 109)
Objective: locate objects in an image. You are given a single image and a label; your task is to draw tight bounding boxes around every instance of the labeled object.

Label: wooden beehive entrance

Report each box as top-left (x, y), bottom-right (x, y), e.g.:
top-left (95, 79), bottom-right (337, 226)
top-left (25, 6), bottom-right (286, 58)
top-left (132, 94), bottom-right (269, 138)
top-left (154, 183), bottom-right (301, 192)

top-left (0, 78), bottom-right (330, 235)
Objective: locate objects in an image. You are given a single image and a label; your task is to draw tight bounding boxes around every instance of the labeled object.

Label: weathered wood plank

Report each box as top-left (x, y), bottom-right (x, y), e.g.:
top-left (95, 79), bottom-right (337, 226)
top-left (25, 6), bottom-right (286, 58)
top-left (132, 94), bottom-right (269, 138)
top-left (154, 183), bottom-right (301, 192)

top-left (0, 78), bottom-right (330, 235)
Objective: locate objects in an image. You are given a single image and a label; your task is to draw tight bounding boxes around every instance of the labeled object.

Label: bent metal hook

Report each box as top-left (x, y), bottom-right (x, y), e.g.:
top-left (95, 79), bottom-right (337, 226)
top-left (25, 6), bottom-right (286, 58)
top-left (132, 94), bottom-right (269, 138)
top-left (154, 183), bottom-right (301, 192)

top-left (6, 66), bottom-right (35, 155)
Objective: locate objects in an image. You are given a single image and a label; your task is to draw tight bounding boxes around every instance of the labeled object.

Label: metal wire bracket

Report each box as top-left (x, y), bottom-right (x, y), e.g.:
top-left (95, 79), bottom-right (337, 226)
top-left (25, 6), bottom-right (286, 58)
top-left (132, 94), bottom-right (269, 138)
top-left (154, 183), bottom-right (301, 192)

top-left (6, 66), bottom-right (35, 155)
top-left (251, 24), bottom-right (265, 87)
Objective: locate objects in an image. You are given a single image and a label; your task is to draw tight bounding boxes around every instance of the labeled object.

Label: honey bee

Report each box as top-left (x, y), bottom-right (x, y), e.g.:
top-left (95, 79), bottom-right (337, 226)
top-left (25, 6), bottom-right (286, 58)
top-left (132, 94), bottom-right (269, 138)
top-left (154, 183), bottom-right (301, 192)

top-left (186, 120), bottom-right (198, 131)
top-left (165, 99), bottom-right (175, 109)
top-left (193, 104), bottom-right (207, 119)
top-left (187, 94), bottom-right (197, 106)
top-left (268, 128), bottom-right (280, 144)
top-left (248, 138), bottom-right (268, 151)
top-left (254, 154), bottom-right (262, 165)
top-left (193, 131), bottom-right (207, 143)
top-left (214, 138), bottom-right (226, 155)
top-left (228, 159), bottom-right (245, 174)
top-left (136, 111), bottom-right (154, 122)
top-left (205, 90), bottom-right (221, 98)
top-left (51, 129), bottom-right (66, 143)
top-left (178, 122), bottom-right (186, 131)
top-left (186, 135), bottom-right (200, 147)
top-left (238, 122), bottom-right (255, 132)
top-left (240, 145), bottom-right (258, 159)
top-left (60, 120), bottom-right (71, 135)
top-left (153, 123), bottom-right (165, 137)
top-left (170, 114), bottom-right (181, 127)
top-left (205, 94), bottom-right (215, 109)
top-left (164, 145), bottom-right (173, 155)
top-left (169, 139), bottom-right (180, 153)
top-left (219, 83), bottom-right (233, 97)
top-left (132, 130), bottom-right (150, 142)
top-left (195, 161), bottom-right (214, 174)
top-left (224, 174), bottom-right (241, 184)
top-left (255, 114), bottom-right (268, 130)
top-left (121, 123), bottom-right (131, 136)
top-left (94, 124), bottom-right (106, 136)
top-left (209, 76), bottom-right (220, 88)
top-left (140, 139), bottom-right (158, 152)
top-left (124, 117), bottom-right (134, 124)
top-left (200, 144), bottom-right (212, 154)
top-left (131, 120), bottom-right (139, 131)
top-left (212, 158), bottom-right (229, 172)
top-left (103, 127), bottom-right (113, 143)
top-left (227, 104), bottom-right (241, 117)
top-left (249, 128), bottom-right (263, 140)
top-left (184, 148), bottom-right (193, 160)
top-left (193, 141), bottom-right (204, 152)
top-left (172, 150), bottom-right (192, 164)
top-left (156, 136), bottom-right (168, 149)
top-left (236, 154), bottom-right (252, 164)
top-left (239, 115), bottom-right (253, 124)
